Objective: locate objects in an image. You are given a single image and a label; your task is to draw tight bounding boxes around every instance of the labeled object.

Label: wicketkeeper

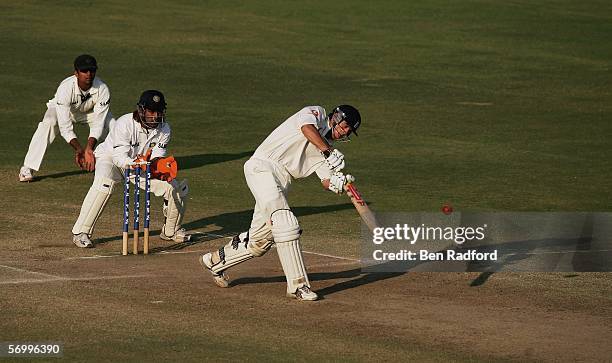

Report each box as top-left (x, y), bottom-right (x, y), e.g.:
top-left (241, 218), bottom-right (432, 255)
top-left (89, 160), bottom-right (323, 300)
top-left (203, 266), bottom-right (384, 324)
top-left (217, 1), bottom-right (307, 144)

top-left (19, 54), bottom-right (114, 182)
top-left (72, 90), bottom-right (190, 248)
top-left (200, 105), bottom-right (361, 301)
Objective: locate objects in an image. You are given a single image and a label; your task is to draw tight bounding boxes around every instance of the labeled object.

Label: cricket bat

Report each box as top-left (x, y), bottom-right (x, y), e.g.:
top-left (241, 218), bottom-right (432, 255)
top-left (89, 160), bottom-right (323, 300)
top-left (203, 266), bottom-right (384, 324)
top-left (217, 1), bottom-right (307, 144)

top-left (344, 182), bottom-right (379, 232)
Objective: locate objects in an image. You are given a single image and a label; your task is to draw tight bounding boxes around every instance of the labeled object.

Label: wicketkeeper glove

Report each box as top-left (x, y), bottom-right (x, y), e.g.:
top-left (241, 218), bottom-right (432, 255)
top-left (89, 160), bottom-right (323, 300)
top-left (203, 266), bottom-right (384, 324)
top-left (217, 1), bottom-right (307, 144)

top-left (151, 156), bottom-right (178, 182)
top-left (323, 149), bottom-right (345, 172)
top-left (328, 172), bottom-right (355, 194)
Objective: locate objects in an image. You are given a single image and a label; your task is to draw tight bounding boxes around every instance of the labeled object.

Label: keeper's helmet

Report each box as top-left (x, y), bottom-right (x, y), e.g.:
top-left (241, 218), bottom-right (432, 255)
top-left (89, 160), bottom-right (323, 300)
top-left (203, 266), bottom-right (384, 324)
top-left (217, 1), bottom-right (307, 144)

top-left (137, 90), bottom-right (166, 129)
top-left (329, 104), bottom-right (361, 136)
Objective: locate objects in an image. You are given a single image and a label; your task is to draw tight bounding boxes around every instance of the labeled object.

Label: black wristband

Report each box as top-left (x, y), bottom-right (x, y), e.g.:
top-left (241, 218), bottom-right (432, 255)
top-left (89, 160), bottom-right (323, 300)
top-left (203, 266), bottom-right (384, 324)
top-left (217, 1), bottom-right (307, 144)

top-left (322, 149), bottom-right (332, 158)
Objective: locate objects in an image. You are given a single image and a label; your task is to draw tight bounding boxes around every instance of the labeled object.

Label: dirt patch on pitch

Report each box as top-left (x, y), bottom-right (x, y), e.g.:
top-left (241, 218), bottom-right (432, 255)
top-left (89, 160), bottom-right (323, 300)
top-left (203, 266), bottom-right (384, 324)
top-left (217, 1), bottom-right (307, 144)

top-left (1, 245), bottom-right (610, 361)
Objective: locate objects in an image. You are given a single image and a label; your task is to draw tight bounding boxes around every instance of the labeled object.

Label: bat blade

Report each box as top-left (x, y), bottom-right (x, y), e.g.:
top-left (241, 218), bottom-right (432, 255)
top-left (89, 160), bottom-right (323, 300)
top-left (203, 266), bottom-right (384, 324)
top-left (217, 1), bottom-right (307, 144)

top-left (344, 182), bottom-right (379, 232)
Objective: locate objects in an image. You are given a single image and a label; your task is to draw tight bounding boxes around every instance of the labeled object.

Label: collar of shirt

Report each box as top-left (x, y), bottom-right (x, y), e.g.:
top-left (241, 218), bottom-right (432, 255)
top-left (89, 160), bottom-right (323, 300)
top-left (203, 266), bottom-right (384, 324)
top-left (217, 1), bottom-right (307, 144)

top-left (72, 76), bottom-right (99, 96)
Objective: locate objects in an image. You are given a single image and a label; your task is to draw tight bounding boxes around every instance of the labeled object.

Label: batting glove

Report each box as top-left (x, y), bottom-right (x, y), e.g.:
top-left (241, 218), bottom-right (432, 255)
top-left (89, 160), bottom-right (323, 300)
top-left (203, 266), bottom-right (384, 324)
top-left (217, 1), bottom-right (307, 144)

top-left (328, 172), bottom-right (355, 194)
top-left (323, 149), bottom-right (345, 172)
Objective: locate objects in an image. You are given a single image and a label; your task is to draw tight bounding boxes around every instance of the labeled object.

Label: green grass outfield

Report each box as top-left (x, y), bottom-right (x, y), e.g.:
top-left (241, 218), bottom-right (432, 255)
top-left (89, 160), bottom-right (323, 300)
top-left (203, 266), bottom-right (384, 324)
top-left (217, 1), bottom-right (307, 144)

top-left (1, 0), bottom-right (611, 361)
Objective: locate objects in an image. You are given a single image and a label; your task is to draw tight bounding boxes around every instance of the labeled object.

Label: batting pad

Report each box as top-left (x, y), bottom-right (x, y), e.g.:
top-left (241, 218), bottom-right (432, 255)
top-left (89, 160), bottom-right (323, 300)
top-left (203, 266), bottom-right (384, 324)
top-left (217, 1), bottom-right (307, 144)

top-left (211, 235), bottom-right (254, 274)
top-left (162, 189), bottom-right (186, 237)
top-left (270, 209), bottom-right (301, 243)
top-left (72, 177), bottom-right (115, 235)
top-left (276, 239), bottom-right (310, 294)
top-left (247, 238), bottom-right (274, 257)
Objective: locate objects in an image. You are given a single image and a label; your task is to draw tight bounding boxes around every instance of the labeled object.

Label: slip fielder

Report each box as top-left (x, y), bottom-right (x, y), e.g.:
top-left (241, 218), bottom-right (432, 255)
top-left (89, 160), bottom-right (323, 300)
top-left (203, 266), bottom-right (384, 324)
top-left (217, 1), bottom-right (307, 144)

top-left (200, 105), bottom-right (361, 301)
top-left (19, 54), bottom-right (114, 181)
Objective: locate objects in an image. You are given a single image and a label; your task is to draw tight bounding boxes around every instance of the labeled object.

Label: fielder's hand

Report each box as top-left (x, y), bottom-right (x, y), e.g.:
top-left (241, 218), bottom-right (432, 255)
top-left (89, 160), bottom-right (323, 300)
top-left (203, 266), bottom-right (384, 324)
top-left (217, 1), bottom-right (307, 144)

top-left (328, 172), bottom-right (355, 194)
top-left (82, 148), bottom-right (96, 171)
top-left (323, 149), bottom-right (345, 172)
top-left (74, 150), bottom-right (85, 169)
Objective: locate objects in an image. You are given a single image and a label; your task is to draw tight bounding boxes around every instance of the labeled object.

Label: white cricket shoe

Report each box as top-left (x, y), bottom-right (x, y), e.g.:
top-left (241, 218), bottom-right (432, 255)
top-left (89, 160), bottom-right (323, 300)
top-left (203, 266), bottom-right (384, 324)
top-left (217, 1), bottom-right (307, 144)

top-left (19, 166), bottom-right (34, 182)
top-left (288, 285), bottom-right (319, 301)
top-left (73, 233), bottom-right (94, 248)
top-left (199, 253), bottom-right (229, 288)
top-left (160, 227), bottom-right (192, 242)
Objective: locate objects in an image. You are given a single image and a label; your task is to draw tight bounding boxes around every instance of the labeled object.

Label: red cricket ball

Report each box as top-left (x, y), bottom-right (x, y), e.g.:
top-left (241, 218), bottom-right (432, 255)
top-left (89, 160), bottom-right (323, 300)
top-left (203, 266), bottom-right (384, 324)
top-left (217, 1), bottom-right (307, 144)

top-left (442, 204), bottom-right (453, 215)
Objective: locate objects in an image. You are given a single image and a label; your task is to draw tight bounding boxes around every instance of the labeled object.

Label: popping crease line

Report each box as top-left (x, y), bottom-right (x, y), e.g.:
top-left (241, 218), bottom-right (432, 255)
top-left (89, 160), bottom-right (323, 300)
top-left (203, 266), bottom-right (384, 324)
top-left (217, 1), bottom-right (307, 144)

top-left (0, 264), bottom-right (151, 284)
top-left (302, 250), bottom-right (360, 262)
top-left (500, 249), bottom-right (612, 256)
top-left (66, 248), bottom-right (359, 262)
top-left (0, 275), bottom-right (153, 285)
top-left (64, 231), bottom-right (361, 262)
top-left (0, 264), bottom-right (61, 279)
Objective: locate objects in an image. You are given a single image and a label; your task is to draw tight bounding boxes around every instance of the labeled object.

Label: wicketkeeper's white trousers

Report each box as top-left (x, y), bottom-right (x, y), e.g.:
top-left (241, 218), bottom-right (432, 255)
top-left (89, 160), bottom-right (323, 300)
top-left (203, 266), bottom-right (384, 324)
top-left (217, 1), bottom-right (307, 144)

top-left (72, 155), bottom-right (187, 237)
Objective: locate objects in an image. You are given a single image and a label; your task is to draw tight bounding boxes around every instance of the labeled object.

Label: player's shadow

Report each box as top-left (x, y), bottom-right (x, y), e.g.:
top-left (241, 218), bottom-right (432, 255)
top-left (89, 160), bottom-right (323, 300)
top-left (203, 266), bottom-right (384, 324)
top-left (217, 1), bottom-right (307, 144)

top-left (231, 260), bottom-right (406, 299)
top-left (94, 203), bottom-right (355, 251)
top-left (175, 151), bottom-right (253, 170)
top-left (35, 170), bottom-right (88, 181)
top-left (469, 214), bottom-right (599, 286)
top-left (31, 151), bottom-right (252, 181)
top-left (182, 203), bottom-right (356, 237)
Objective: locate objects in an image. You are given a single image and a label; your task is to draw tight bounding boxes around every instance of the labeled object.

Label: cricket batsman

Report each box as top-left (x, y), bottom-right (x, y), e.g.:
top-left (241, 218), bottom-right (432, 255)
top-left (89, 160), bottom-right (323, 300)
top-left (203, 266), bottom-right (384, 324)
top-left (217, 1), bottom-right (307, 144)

top-left (200, 105), bottom-right (361, 301)
top-left (71, 90), bottom-right (190, 248)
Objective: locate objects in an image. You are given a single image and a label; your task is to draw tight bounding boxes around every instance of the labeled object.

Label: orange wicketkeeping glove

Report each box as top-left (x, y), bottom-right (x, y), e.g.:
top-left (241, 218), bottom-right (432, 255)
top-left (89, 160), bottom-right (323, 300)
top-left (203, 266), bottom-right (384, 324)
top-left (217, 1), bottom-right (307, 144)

top-left (151, 156), bottom-right (178, 182)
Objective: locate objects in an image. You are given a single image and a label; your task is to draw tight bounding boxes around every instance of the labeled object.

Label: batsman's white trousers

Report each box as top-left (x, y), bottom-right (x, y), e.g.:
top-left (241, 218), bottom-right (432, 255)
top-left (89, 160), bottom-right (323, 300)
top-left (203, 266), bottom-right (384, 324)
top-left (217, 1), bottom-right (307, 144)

top-left (23, 106), bottom-right (114, 171)
top-left (244, 157), bottom-right (292, 241)
top-left (72, 155), bottom-right (186, 236)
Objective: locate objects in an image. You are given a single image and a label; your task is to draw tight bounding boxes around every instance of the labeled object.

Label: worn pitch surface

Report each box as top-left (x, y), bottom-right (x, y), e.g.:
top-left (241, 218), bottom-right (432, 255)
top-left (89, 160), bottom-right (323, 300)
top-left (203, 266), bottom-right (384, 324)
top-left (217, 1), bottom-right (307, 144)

top-left (1, 238), bottom-right (610, 361)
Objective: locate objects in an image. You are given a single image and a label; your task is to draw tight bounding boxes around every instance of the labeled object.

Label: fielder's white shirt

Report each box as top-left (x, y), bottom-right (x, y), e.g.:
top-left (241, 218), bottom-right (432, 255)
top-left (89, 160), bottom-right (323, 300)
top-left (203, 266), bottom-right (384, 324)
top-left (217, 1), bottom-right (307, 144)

top-left (49, 75), bottom-right (112, 143)
top-left (95, 112), bottom-right (170, 168)
top-left (252, 106), bottom-right (333, 181)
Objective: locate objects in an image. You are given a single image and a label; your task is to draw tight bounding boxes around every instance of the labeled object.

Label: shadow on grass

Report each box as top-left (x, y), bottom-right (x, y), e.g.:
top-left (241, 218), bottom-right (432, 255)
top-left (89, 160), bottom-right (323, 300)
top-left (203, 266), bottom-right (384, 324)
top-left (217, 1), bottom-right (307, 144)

top-left (231, 261), bottom-right (407, 300)
top-left (36, 169), bottom-right (88, 181)
top-left (35, 151), bottom-right (252, 181)
top-left (181, 203), bottom-right (355, 237)
top-left (176, 151), bottom-right (253, 170)
top-left (94, 203), bottom-right (355, 251)
top-left (468, 213), bottom-right (598, 286)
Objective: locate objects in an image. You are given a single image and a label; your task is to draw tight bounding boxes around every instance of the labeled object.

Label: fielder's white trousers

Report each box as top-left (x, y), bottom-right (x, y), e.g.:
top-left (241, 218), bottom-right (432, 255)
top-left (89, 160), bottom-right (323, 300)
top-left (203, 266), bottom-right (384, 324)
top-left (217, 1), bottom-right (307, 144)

top-left (23, 106), bottom-right (114, 171)
top-left (72, 155), bottom-right (185, 236)
top-left (244, 157), bottom-right (293, 242)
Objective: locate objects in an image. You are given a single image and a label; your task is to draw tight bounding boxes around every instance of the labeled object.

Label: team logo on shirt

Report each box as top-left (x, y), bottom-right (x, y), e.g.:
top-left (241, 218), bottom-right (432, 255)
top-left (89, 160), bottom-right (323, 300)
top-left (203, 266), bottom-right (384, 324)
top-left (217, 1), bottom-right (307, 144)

top-left (100, 98), bottom-right (110, 106)
top-left (310, 110), bottom-right (319, 118)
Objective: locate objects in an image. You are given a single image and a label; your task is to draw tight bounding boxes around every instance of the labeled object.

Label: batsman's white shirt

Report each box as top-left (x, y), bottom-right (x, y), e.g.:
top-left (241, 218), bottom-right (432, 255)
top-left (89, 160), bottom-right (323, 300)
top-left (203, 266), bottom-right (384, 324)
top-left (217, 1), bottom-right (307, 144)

top-left (51, 75), bottom-right (112, 142)
top-left (252, 106), bottom-right (333, 181)
top-left (246, 106), bottom-right (334, 241)
top-left (95, 112), bottom-right (170, 169)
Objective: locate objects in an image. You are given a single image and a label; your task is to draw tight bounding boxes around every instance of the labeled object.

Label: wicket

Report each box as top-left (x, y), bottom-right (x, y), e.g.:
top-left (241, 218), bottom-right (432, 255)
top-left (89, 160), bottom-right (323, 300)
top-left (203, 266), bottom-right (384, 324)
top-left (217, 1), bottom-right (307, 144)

top-left (123, 162), bottom-right (151, 255)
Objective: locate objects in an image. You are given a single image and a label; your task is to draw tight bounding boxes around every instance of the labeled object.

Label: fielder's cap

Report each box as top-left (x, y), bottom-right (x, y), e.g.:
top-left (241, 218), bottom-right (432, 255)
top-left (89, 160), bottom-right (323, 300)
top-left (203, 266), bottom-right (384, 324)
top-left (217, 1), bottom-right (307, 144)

top-left (74, 54), bottom-right (98, 72)
top-left (138, 90), bottom-right (167, 112)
